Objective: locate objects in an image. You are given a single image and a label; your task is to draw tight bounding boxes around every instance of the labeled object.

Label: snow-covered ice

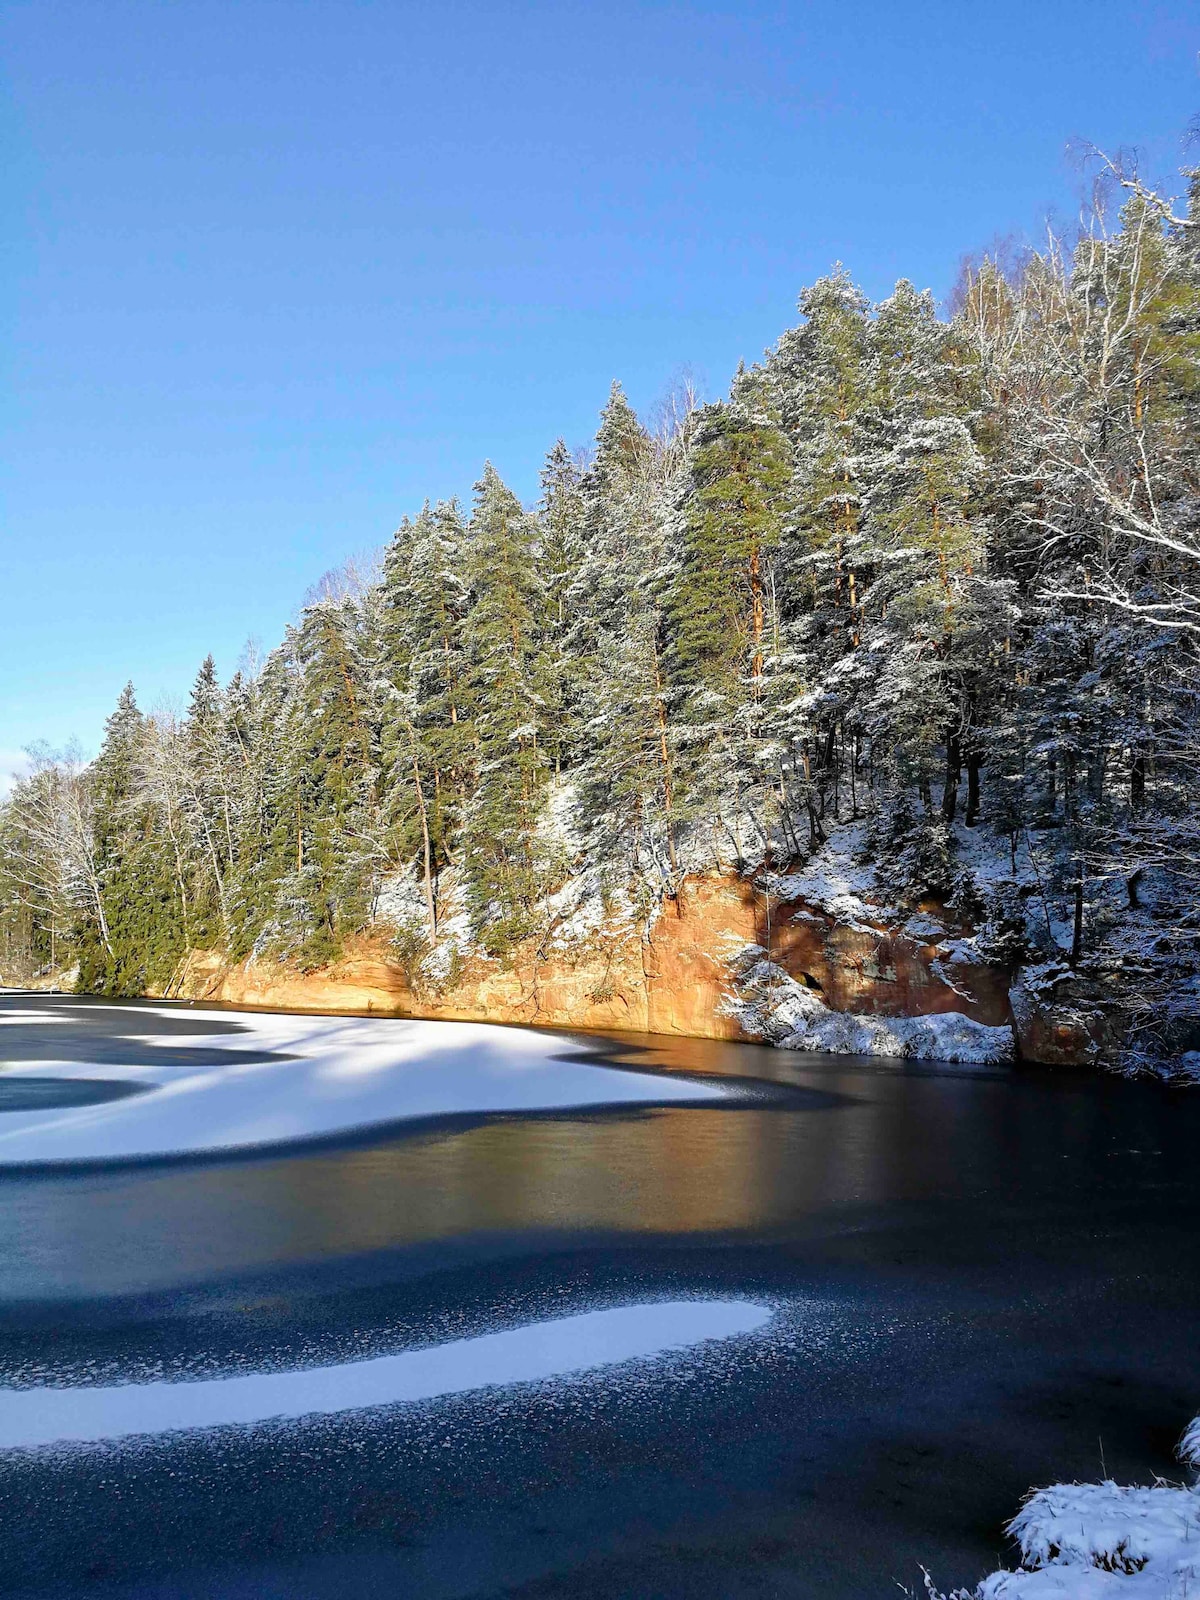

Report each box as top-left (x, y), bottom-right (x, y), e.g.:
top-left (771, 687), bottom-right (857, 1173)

top-left (0, 1299), bottom-right (773, 1449)
top-left (0, 1005), bottom-right (727, 1164)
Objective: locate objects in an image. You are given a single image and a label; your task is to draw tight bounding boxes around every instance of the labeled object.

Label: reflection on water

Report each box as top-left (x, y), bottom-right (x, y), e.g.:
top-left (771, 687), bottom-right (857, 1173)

top-left (0, 1025), bottom-right (1190, 1301)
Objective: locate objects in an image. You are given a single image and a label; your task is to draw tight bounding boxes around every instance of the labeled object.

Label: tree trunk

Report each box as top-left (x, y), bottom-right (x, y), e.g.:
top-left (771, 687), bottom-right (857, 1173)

top-left (749, 542), bottom-right (764, 688)
top-left (964, 752), bottom-right (981, 828)
top-left (1130, 752), bottom-right (1146, 812)
top-left (941, 731), bottom-right (962, 825)
top-left (406, 722), bottom-right (437, 940)
top-left (651, 639), bottom-right (679, 878)
top-left (1069, 861), bottom-right (1085, 966)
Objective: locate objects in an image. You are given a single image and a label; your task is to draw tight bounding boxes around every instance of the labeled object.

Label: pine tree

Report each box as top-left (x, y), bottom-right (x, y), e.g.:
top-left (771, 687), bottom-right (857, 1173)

top-left (573, 610), bottom-right (681, 894)
top-left (568, 382), bottom-right (657, 658)
top-left (667, 393), bottom-right (792, 850)
top-left (271, 599), bottom-right (382, 968)
top-left (536, 440), bottom-right (586, 774)
top-left (81, 683), bottom-right (187, 994)
top-left (460, 464), bottom-right (551, 951)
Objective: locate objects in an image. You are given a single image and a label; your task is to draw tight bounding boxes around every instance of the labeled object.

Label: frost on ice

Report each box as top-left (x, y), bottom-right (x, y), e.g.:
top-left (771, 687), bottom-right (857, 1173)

top-left (0, 1299), bottom-right (772, 1450)
top-left (0, 1004), bottom-right (727, 1165)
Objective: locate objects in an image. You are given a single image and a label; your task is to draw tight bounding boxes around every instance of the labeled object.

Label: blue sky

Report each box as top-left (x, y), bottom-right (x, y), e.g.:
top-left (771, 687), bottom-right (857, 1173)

top-left (3, 0), bottom-right (1198, 777)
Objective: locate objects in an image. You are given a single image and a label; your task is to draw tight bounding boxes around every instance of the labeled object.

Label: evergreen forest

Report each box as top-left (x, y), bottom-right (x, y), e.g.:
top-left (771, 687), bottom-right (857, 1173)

top-left (5, 146), bottom-right (1200, 1071)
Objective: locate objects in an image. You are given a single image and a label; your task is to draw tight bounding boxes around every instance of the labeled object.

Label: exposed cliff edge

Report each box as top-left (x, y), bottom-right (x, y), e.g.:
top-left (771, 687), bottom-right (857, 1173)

top-left (155, 862), bottom-right (1071, 1067)
top-left (6, 821), bottom-right (1137, 1069)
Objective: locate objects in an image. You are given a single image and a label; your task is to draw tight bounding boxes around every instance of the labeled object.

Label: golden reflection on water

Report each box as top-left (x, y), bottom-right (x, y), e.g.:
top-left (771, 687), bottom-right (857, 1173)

top-left (0, 1033), bottom-right (1016, 1299)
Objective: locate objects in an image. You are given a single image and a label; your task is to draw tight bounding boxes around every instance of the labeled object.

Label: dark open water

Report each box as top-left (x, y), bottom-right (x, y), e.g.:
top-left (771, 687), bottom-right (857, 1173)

top-left (1, 994), bottom-right (1198, 1598)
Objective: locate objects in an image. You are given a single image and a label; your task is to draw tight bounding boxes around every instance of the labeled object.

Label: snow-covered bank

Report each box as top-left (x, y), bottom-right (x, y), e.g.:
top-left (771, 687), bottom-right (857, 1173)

top-left (726, 947), bottom-right (1014, 1065)
top-left (0, 1299), bottom-right (773, 1449)
top-left (925, 1416), bottom-right (1200, 1598)
top-left (0, 1004), bottom-right (727, 1165)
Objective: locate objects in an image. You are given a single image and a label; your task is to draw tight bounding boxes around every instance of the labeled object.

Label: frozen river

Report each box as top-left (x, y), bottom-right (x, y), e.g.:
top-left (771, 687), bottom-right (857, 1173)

top-left (0, 992), bottom-right (1198, 1598)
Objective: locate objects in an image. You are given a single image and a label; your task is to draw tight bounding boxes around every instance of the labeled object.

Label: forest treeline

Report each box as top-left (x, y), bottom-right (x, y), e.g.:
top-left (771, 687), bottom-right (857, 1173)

top-left (4, 147), bottom-right (1200, 1066)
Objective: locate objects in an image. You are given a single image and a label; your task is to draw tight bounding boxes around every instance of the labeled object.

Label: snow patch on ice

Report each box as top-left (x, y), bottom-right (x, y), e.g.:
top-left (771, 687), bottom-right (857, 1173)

top-left (0, 1005), bottom-right (726, 1165)
top-left (0, 1299), bottom-right (774, 1450)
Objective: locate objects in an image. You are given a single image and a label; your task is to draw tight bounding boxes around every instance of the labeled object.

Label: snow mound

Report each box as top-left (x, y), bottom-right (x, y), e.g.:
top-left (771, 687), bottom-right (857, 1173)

top-left (924, 1415), bottom-right (1200, 1600)
top-left (726, 950), bottom-right (1013, 1065)
top-left (0, 1005), bottom-right (726, 1165)
top-left (976, 1481), bottom-right (1200, 1598)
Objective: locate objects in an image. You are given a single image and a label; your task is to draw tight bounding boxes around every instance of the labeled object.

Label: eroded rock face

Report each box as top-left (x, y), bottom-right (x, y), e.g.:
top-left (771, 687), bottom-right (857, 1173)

top-left (726, 947), bottom-right (1015, 1064)
top-left (0, 872), bottom-right (1128, 1069)
top-left (762, 901), bottom-right (1012, 1028)
top-left (170, 878), bottom-right (761, 1040)
top-left (1009, 963), bottom-right (1120, 1067)
top-left (163, 873), bottom-right (1032, 1058)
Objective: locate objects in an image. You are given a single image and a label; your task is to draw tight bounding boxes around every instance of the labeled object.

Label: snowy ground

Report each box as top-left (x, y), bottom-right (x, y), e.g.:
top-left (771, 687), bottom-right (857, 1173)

top-left (928, 1416), bottom-right (1200, 1598)
top-left (0, 1003), bottom-right (727, 1164)
top-left (766, 823), bottom-right (886, 931)
top-left (0, 1299), bottom-right (772, 1450)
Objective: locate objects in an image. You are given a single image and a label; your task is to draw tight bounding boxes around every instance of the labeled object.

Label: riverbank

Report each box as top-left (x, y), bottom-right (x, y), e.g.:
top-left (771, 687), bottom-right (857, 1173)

top-left (157, 838), bottom-right (1036, 1066)
top-left (3, 993), bottom-right (1198, 1597)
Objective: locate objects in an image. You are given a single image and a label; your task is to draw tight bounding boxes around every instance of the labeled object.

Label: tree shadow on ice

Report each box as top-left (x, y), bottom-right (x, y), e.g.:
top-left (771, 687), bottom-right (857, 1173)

top-left (0, 1078), bottom-right (152, 1112)
top-left (0, 1071), bottom-right (856, 1179)
top-left (0, 996), bottom-right (297, 1072)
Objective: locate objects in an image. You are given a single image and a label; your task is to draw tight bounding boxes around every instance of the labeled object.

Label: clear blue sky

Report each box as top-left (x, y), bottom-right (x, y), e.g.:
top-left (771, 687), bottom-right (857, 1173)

top-left (3, 0), bottom-right (1198, 778)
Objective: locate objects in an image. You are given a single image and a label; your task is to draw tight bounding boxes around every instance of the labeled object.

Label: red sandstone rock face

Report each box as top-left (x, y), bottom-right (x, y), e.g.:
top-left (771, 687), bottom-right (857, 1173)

top-left (171, 878), bottom-right (759, 1039)
top-left (167, 873), bottom-right (1023, 1046)
top-left (762, 901), bottom-right (1013, 1028)
top-left (1009, 965), bottom-right (1118, 1066)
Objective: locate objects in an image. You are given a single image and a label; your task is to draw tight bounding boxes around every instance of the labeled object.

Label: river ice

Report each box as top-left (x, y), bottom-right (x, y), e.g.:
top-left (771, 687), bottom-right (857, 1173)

top-left (0, 1300), bottom-right (773, 1449)
top-left (0, 1004), bottom-right (726, 1164)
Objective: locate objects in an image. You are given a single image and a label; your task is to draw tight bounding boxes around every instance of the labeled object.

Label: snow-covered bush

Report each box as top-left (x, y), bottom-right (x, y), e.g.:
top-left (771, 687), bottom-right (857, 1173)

top-left (919, 1415), bottom-right (1200, 1599)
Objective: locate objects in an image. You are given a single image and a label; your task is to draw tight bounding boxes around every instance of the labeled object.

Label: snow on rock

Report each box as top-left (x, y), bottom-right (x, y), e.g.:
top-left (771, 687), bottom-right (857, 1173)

top-left (980, 1482), bottom-right (1200, 1596)
top-left (372, 867), bottom-right (432, 929)
top-left (541, 868), bottom-right (650, 955)
top-left (725, 948), bottom-right (1014, 1065)
top-left (720, 947), bottom-right (828, 1044)
top-left (781, 1000), bottom-right (1014, 1066)
top-left (0, 1005), bottom-right (727, 1165)
top-left (374, 867), bottom-right (482, 990)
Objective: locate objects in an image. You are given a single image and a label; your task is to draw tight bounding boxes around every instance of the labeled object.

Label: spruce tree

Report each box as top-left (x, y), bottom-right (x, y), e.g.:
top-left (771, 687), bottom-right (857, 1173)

top-left (461, 464), bottom-right (550, 952)
top-left (536, 440), bottom-right (586, 774)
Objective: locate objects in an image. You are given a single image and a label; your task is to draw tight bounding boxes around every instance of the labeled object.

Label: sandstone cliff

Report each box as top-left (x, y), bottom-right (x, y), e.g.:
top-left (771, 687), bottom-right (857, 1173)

top-left (165, 869), bottom-right (1036, 1062)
